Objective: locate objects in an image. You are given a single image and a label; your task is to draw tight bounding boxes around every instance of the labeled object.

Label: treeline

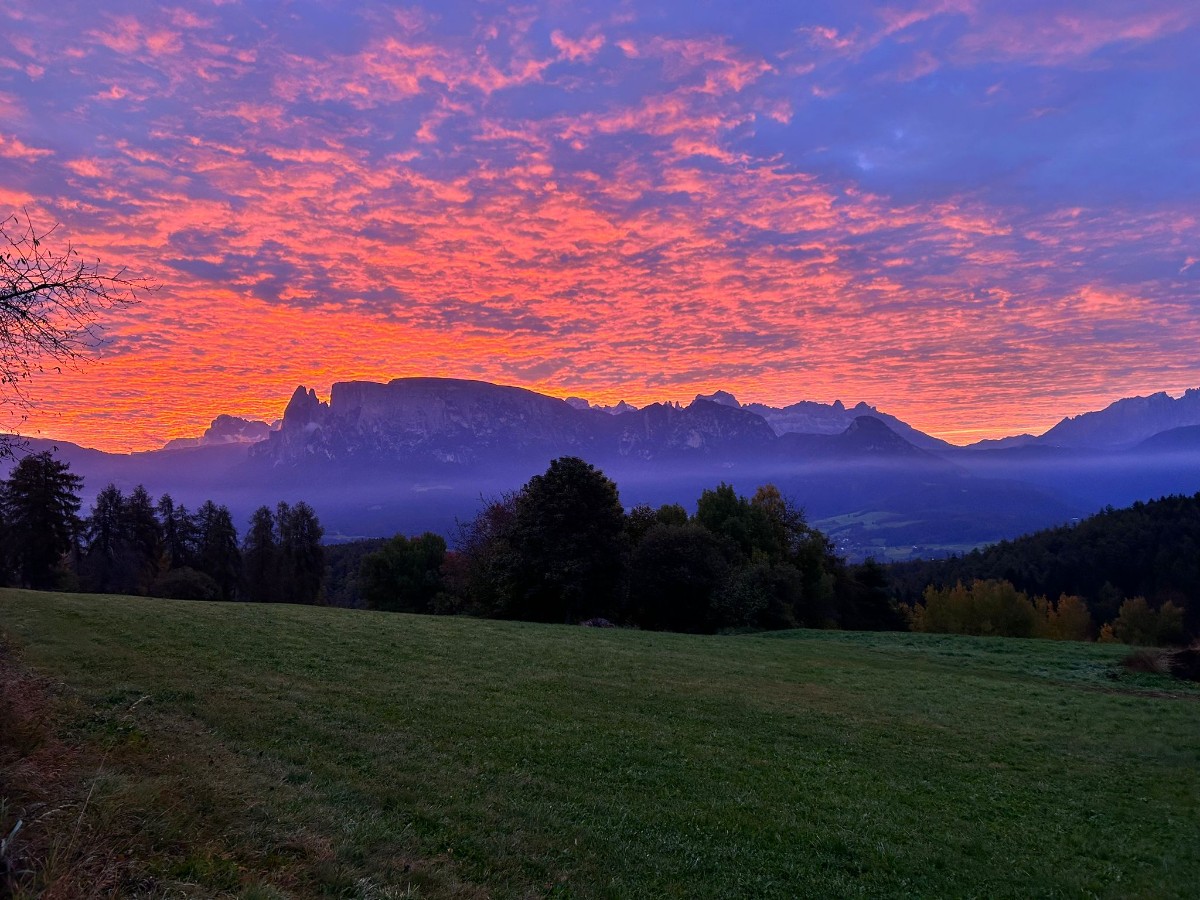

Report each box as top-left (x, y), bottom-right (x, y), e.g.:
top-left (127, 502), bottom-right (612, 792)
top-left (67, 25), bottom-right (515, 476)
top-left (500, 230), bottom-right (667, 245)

top-left (358, 456), bottom-right (899, 633)
top-left (7, 448), bottom-right (1195, 646)
top-left (889, 493), bottom-right (1200, 642)
top-left (906, 580), bottom-right (1187, 645)
top-left (0, 450), bottom-right (325, 602)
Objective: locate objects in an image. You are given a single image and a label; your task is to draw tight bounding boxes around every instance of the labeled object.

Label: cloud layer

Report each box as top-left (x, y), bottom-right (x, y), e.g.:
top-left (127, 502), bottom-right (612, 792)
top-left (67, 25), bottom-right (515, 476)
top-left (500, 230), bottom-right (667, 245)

top-left (2, 0), bottom-right (1198, 449)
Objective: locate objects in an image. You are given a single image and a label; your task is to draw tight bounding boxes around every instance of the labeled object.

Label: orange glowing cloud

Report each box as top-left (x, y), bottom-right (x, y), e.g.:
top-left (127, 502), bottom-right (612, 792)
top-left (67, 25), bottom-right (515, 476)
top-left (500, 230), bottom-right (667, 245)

top-left (0, 0), bottom-right (1196, 451)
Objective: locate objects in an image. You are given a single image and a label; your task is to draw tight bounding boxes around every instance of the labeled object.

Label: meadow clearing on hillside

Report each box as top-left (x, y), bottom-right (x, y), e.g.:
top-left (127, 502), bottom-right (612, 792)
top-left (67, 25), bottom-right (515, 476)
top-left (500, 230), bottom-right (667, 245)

top-left (1, 589), bottom-right (1198, 898)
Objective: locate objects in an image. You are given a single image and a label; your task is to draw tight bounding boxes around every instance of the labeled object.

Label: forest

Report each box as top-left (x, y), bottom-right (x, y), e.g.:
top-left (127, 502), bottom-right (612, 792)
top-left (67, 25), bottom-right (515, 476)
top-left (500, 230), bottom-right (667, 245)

top-left (2, 450), bottom-right (1195, 644)
top-left (889, 493), bottom-right (1200, 640)
top-left (0, 451), bottom-right (324, 604)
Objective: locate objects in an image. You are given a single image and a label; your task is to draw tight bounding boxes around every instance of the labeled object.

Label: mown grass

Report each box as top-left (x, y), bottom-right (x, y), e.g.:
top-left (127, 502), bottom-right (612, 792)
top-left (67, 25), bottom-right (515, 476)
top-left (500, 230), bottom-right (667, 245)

top-left (1, 588), bottom-right (1197, 898)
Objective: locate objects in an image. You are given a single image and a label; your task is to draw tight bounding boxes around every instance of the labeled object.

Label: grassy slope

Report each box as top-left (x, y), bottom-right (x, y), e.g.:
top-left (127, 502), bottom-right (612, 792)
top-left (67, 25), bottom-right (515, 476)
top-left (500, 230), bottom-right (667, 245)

top-left (1, 589), bottom-right (1198, 898)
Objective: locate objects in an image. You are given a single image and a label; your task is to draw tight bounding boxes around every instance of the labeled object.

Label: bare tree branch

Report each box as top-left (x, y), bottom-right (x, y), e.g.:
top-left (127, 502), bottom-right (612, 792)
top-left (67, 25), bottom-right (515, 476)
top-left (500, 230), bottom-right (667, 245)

top-left (0, 209), bottom-right (154, 456)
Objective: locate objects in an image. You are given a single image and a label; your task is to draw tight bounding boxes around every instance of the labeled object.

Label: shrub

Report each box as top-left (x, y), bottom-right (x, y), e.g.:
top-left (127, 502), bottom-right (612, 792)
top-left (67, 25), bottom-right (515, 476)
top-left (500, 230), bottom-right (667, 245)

top-left (911, 579), bottom-right (1037, 637)
top-left (149, 567), bottom-right (221, 601)
top-left (1112, 597), bottom-right (1188, 646)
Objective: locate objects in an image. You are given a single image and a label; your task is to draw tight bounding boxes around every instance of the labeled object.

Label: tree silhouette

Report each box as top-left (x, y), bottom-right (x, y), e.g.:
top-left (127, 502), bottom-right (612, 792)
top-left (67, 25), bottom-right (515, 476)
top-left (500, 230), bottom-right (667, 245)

top-left (1, 210), bottom-right (149, 453)
top-left (504, 457), bottom-right (626, 623)
top-left (196, 500), bottom-right (241, 601)
top-left (1, 451), bottom-right (82, 588)
top-left (242, 505), bottom-right (279, 603)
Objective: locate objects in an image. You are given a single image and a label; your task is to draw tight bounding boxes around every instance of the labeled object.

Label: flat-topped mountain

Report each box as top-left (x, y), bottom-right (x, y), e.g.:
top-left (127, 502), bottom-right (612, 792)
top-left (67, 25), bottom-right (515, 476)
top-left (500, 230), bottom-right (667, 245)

top-left (263, 379), bottom-right (595, 465)
top-left (250, 378), bottom-right (929, 470)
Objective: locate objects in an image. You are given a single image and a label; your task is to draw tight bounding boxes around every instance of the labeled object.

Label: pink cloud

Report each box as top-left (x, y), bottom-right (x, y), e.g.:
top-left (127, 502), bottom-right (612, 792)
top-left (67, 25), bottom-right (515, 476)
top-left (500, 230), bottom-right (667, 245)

top-left (94, 84), bottom-right (130, 101)
top-left (64, 157), bottom-right (107, 178)
top-left (551, 29), bottom-right (605, 62)
top-left (0, 134), bottom-right (50, 161)
top-left (89, 16), bottom-right (182, 57)
top-left (798, 25), bottom-right (859, 52)
top-left (879, 0), bottom-right (977, 38)
top-left (956, 8), bottom-right (1196, 65)
top-left (893, 49), bottom-right (940, 81)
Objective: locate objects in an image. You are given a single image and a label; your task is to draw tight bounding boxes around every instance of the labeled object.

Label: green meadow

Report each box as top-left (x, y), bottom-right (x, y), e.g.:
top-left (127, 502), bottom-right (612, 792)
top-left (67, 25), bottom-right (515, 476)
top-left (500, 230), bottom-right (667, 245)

top-left (2, 588), bottom-right (1197, 898)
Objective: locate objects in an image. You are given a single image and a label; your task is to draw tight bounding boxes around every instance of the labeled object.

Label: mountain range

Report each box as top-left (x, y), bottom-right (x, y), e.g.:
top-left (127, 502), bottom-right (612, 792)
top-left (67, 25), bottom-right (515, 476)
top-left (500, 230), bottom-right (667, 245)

top-left (11, 379), bottom-right (1200, 561)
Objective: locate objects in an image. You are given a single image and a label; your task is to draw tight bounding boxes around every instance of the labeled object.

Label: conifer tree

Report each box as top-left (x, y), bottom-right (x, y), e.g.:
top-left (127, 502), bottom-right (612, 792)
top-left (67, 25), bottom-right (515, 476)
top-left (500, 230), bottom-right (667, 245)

top-left (277, 501), bottom-right (325, 604)
top-left (242, 505), bottom-right (279, 603)
top-left (157, 493), bottom-right (198, 570)
top-left (196, 500), bottom-right (241, 601)
top-left (1, 451), bottom-right (82, 588)
top-left (82, 483), bottom-right (133, 593)
top-left (126, 484), bottom-right (163, 591)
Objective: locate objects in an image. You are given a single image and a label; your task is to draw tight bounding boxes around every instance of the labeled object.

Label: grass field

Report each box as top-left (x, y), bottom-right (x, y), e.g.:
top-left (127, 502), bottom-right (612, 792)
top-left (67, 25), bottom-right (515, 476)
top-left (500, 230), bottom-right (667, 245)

top-left (2, 588), bottom-right (1198, 898)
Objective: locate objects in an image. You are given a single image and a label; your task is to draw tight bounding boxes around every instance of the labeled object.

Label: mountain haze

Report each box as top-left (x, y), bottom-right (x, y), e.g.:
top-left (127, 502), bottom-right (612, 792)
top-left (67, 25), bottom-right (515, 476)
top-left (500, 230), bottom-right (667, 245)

top-left (9, 378), bottom-right (1200, 560)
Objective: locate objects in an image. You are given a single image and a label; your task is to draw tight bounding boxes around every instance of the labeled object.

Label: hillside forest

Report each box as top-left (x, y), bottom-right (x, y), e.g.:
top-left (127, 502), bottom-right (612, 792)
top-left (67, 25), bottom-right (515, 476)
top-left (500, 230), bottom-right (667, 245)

top-left (1, 451), bottom-right (1195, 645)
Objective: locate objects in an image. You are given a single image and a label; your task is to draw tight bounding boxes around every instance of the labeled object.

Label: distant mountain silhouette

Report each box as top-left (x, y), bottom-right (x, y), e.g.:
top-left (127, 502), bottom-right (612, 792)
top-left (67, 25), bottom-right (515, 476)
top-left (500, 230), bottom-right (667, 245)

top-left (1003, 389), bottom-right (1200, 450)
top-left (775, 415), bottom-right (949, 463)
top-left (7, 378), bottom-right (1199, 560)
top-left (164, 414), bottom-right (274, 450)
top-left (250, 379), bottom-right (932, 470)
top-left (1134, 424), bottom-right (1200, 453)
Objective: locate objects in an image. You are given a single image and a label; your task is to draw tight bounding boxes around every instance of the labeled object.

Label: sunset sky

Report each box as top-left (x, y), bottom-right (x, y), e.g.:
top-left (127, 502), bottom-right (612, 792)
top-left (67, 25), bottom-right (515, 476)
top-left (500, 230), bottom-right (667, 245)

top-left (2, 0), bottom-right (1198, 451)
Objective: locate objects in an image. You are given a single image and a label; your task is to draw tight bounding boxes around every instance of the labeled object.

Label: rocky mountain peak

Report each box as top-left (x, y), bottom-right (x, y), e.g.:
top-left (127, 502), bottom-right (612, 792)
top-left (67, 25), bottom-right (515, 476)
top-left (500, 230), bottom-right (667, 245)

top-left (283, 386), bottom-right (327, 428)
top-left (693, 390), bottom-right (741, 408)
top-left (1039, 387), bottom-right (1200, 448)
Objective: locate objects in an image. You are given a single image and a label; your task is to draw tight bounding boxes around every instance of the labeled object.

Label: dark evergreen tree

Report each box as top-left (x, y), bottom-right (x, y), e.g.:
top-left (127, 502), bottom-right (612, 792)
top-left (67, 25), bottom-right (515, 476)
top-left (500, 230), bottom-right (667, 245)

top-left (196, 500), bottom-right (241, 601)
top-left (277, 501), bottom-right (325, 604)
top-left (82, 483), bottom-right (136, 593)
top-left (1, 451), bottom-right (82, 589)
top-left (157, 493), bottom-right (198, 571)
top-left (125, 484), bottom-right (163, 592)
top-left (837, 559), bottom-right (903, 631)
top-left (242, 505), bottom-right (279, 603)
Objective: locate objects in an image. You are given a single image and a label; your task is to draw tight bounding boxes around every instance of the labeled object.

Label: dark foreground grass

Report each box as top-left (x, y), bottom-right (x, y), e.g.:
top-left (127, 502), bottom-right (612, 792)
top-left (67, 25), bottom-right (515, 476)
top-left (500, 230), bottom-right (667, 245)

top-left (1, 589), bottom-right (1197, 898)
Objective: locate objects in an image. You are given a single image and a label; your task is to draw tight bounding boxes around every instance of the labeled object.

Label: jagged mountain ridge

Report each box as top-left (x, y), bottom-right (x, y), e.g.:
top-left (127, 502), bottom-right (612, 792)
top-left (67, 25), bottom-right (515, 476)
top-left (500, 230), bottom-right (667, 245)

top-left (160, 380), bottom-right (1200, 456)
top-left (1035, 389), bottom-right (1200, 449)
top-left (746, 400), bottom-right (953, 451)
top-left (775, 415), bottom-right (949, 465)
top-left (250, 378), bottom-right (932, 468)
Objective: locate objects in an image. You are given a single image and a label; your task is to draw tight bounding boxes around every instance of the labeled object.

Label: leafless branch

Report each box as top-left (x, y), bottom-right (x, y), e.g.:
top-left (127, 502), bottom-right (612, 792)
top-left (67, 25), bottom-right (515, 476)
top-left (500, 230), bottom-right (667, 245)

top-left (0, 209), bottom-right (154, 454)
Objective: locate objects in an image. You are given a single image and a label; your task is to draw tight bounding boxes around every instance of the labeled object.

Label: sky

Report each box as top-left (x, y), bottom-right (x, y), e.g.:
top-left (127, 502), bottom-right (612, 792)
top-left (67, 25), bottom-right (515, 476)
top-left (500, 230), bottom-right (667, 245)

top-left (2, 0), bottom-right (1198, 451)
